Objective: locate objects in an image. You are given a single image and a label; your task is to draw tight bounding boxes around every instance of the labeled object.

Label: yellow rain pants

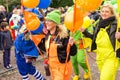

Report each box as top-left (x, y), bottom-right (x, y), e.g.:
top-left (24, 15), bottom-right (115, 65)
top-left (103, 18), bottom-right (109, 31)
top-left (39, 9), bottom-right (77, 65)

top-left (46, 42), bottom-right (72, 80)
top-left (95, 27), bottom-right (119, 80)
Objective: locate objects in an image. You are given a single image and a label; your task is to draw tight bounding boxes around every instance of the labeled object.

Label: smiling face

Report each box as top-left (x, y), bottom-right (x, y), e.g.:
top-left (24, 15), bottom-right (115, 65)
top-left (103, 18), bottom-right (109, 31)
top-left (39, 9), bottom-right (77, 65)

top-left (100, 5), bottom-right (115, 20)
top-left (45, 20), bottom-right (57, 31)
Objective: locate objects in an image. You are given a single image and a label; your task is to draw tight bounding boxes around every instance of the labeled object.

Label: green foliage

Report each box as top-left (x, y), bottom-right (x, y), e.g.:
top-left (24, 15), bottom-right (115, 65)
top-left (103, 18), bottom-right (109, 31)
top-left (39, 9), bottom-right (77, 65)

top-left (0, 0), bottom-right (20, 5)
top-left (50, 0), bottom-right (74, 8)
top-left (0, 0), bottom-right (74, 11)
top-left (0, 0), bottom-right (20, 12)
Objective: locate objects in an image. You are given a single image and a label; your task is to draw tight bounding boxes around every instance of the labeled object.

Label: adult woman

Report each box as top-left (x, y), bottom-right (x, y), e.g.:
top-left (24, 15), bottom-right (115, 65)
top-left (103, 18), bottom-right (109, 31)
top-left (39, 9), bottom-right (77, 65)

top-left (80, 4), bottom-right (119, 80)
top-left (38, 10), bottom-right (77, 80)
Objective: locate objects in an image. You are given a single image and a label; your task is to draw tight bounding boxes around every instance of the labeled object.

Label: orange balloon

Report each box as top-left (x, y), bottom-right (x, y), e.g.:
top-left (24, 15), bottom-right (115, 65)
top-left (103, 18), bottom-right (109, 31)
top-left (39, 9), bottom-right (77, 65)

top-left (22, 0), bottom-right (39, 8)
top-left (64, 11), bottom-right (74, 31)
top-left (24, 11), bottom-right (40, 31)
top-left (64, 7), bottom-right (85, 32)
top-left (75, 0), bottom-right (103, 12)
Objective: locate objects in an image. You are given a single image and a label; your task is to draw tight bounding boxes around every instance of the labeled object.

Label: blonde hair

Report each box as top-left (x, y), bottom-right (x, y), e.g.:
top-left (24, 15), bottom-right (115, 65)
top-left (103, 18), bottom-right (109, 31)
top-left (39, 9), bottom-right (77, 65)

top-left (57, 24), bottom-right (68, 39)
top-left (100, 4), bottom-right (116, 16)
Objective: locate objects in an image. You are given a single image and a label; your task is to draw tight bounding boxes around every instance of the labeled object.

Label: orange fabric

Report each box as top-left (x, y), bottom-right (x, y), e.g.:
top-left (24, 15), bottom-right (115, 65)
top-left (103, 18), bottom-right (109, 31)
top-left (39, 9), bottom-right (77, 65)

top-left (31, 34), bottom-right (45, 46)
top-left (47, 43), bottom-right (72, 80)
top-left (79, 39), bottom-right (84, 49)
top-left (24, 11), bottom-right (40, 31)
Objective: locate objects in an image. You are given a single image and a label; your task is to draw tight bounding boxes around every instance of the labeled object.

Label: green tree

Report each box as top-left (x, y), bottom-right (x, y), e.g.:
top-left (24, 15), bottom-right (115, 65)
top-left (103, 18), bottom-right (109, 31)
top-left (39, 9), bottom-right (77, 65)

top-left (50, 0), bottom-right (74, 8)
top-left (0, 0), bottom-right (73, 11)
top-left (0, 0), bottom-right (20, 12)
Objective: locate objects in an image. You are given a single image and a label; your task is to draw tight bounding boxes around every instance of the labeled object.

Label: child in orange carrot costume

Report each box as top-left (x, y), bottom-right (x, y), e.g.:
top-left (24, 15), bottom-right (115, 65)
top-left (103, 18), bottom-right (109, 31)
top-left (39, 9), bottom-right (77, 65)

top-left (38, 10), bottom-right (77, 80)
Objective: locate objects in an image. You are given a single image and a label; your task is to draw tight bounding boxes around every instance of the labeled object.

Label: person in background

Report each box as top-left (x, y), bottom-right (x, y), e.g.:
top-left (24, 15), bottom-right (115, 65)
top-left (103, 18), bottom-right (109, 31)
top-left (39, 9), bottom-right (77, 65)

top-left (7, 5), bottom-right (18, 23)
top-left (71, 30), bottom-right (90, 80)
top-left (9, 5), bottom-right (24, 40)
top-left (70, 14), bottom-right (93, 80)
top-left (0, 22), bottom-right (13, 69)
top-left (38, 10), bottom-right (77, 80)
top-left (58, 7), bottom-right (65, 23)
top-left (88, 11), bottom-right (100, 23)
top-left (80, 4), bottom-right (119, 80)
top-left (0, 5), bottom-right (8, 23)
top-left (0, 24), bottom-right (4, 50)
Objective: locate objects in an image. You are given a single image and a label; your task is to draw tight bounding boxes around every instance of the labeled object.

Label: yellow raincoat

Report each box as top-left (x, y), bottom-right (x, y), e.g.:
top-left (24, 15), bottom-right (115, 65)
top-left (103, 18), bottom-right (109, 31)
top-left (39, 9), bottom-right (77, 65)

top-left (96, 26), bottom-right (119, 80)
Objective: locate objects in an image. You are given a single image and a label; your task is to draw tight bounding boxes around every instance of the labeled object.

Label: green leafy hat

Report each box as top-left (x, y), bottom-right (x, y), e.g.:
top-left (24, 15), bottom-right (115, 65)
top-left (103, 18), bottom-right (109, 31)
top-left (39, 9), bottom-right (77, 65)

top-left (46, 10), bottom-right (61, 24)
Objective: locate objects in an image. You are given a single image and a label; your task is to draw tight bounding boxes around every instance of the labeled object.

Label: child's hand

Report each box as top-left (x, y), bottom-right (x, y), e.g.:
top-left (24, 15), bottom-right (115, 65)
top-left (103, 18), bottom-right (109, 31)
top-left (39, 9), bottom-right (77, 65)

top-left (25, 57), bottom-right (36, 63)
top-left (24, 33), bottom-right (30, 40)
top-left (79, 27), bottom-right (85, 32)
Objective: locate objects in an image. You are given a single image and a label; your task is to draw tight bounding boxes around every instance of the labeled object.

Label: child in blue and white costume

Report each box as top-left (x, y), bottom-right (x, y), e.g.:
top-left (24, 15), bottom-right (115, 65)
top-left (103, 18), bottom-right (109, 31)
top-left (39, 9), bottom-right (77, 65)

top-left (14, 6), bottom-right (46, 80)
top-left (14, 31), bottom-right (45, 80)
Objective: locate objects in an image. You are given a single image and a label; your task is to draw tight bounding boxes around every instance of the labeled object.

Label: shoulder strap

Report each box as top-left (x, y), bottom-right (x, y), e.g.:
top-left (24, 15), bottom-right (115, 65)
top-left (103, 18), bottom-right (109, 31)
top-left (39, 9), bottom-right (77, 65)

top-left (105, 25), bottom-right (110, 30)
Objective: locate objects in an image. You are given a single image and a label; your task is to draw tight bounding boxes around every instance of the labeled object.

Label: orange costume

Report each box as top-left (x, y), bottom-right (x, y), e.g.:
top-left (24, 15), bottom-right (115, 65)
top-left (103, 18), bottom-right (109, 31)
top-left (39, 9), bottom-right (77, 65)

top-left (38, 10), bottom-right (77, 80)
top-left (46, 39), bottom-right (72, 80)
top-left (39, 33), bottom-right (77, 80)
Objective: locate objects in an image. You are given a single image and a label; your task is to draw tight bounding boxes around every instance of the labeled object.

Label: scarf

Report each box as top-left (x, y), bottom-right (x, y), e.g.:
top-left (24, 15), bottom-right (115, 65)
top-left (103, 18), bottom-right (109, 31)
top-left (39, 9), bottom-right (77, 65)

top-left (98, 16), bottom-right (116, 28)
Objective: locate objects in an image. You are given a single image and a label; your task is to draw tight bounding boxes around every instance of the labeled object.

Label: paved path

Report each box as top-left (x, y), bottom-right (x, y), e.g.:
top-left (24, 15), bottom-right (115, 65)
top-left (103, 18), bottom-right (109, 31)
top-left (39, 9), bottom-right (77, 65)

top-left (0, 46), bottom-right (120, 80)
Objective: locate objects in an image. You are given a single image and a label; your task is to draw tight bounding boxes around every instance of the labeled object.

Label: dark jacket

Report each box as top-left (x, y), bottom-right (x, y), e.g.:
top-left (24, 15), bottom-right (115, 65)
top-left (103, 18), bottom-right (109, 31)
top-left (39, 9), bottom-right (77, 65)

top-left (38, 29), bottom-right (77, 63)
top-left (0, 11), bottom-right (8, 23)
top-left (2, 30), bottom-right (13, 49)
top-left (88, 11), bottom-right (100, 21)
top-left (83, 16), bottom-right (118, 51)
top-left (0, 31), bottom-right (4, 50)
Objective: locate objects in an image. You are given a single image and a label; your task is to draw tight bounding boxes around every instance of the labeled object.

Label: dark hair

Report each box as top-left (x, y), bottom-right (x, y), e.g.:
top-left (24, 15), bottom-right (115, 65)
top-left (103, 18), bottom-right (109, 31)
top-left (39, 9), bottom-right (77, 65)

top-left (0, 22), bottom-right (8, 29)
top-left (0, 12), bottom-right (6, 21)
top-left (16, 5), bottom-right (21, 9)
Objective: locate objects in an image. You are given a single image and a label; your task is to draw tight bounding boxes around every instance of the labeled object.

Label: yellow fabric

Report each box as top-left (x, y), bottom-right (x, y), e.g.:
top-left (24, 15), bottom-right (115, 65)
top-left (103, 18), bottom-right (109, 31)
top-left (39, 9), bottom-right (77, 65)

top-left (119, 60), bottom-right (120, 67)
top-left (118, 0), bottom-right (120, 13)
top-left (82, 23), bottom-right (93, 50)
top-left (115, 39), bottom-right (120, 51)
top-left (84, 72), bottom-right (90, 79)
top-left (73, 75), bottom-right (79, 80)
top-left (83, 37), bottom-right (92, 49)
top-left (45, 36), bottom-right (72, 80)
top-left (95, 27), bottom-right (119, 80)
